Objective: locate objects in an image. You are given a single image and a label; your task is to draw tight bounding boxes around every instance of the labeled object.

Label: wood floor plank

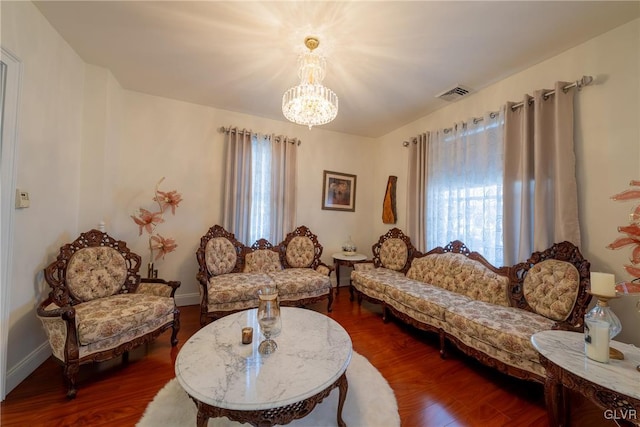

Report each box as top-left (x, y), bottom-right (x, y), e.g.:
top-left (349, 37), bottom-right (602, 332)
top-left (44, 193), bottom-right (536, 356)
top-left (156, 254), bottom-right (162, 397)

top-left (0, 288), bottom-right (616, 426)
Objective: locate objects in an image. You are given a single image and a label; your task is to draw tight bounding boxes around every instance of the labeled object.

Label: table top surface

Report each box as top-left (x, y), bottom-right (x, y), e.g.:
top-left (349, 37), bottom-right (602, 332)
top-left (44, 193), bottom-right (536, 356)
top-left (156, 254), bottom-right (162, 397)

top-left (332, 252), bottom-right (367, 261)
top-left (531, 330), bottom-right (640, 400)
top-left (175, 307), bottom-right (353, 411)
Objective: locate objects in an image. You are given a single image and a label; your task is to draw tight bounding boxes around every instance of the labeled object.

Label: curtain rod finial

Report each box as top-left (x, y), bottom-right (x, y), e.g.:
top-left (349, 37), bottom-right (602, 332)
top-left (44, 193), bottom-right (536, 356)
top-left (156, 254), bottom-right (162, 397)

top-left (577, 75), bottom-right (594, 90)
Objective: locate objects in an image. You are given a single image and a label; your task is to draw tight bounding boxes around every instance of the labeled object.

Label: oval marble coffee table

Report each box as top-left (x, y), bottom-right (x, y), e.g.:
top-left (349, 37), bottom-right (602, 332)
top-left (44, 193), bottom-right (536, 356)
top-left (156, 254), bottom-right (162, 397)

top-left (175, 307), bottom-right (353, 427)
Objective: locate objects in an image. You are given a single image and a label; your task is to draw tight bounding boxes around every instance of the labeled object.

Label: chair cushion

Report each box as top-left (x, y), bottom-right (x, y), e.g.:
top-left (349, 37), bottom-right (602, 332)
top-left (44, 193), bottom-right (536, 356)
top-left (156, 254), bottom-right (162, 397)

top-left (379, 238), bottom-right (408, 271)
top-left (66, 247), bottom-right (127, 302)
top-left (205, 237), bottom-right (238, 275)
top-left (285, 236), bottom-right (316, 268)
top-left (74, 293), bottom-right (175, 346)
top-left (244, 250), bottom-right (282, 273)
top-left (523, 259), bottom-right (580, 321)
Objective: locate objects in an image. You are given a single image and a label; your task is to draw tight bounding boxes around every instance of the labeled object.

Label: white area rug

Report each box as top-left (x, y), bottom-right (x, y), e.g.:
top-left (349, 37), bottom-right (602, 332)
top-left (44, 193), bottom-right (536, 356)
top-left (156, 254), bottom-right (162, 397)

top-left (137, 352), bottom-right (400, 427)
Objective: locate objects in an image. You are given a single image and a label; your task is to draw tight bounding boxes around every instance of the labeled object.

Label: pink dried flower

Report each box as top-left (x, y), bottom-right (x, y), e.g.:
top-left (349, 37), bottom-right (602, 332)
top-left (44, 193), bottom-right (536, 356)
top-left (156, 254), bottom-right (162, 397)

top-left (150, 234), bottom-right (178, 260)
top-left (131, 177), bottom-right (182, 265)
top-left (154, 190), bottom-right (182, 215)
top-left (608, 179), bottom-right (640, 280)
top-left (131, 209), bottom-right (164, 236)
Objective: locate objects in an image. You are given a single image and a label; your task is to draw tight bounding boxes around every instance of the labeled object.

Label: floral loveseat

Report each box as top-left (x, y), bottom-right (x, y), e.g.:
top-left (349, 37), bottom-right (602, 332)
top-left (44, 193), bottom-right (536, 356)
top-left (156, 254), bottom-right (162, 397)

top-left (37, 229), bottom-right (180, 398)
top-left (196, 225), bottom-right (333, 325)
top-left (351, 228), bottom-right (591, 382)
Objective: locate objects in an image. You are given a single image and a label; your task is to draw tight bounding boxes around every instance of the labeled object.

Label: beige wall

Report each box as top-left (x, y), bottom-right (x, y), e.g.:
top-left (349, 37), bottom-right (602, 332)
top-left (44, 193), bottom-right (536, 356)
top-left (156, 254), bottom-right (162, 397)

top-left (2, 0), bottom-right (638, 396)
top-left (85, 87), bottom-right (376, 304)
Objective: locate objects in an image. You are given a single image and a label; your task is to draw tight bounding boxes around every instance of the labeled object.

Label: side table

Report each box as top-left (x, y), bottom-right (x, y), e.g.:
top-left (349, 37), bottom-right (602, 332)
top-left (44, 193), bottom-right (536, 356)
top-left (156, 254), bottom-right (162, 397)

top-left (531, 330), bottom-right (640, 427)
top-left (331, 252), bottom-right (367, 300)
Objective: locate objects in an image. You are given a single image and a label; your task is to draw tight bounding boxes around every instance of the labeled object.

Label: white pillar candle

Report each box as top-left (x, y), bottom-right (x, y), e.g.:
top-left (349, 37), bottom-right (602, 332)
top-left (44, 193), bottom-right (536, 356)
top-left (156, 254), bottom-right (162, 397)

top-left (590, 272), bottom-right (616, 297)
top-left (585, 319), bottom-right (610, 363)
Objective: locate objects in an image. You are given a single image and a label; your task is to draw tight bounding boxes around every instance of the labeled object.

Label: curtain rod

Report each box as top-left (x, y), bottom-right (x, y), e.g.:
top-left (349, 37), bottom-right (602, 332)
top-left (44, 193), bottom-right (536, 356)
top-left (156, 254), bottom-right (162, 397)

top-left (402, 75), bottom-right (594, 146)
top-left (509, 75), bottom-right (593, 110)
top-left (219, 126), bottom-right (302, 145)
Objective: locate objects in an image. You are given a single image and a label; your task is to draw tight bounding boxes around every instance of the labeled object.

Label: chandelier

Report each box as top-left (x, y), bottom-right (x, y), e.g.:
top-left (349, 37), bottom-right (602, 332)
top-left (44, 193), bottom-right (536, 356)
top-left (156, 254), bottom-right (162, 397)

top-left (282, 36), bottom-right (338, 129)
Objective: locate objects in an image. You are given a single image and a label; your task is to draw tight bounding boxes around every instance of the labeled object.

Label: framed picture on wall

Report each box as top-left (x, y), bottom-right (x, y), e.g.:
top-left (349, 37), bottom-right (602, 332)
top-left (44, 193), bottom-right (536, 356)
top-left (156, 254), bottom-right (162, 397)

top-left (322, 170), bottom-right (357, 212)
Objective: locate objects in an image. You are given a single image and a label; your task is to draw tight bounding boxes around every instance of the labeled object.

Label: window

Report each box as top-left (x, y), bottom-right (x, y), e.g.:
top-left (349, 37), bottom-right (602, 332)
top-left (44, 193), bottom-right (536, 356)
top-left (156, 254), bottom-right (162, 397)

top-left (223, 129), bottom-right (297, 246)
top-left (426, 115), bottom-right (504, 266)
top-left (248, 134), bottom-right (272, 245)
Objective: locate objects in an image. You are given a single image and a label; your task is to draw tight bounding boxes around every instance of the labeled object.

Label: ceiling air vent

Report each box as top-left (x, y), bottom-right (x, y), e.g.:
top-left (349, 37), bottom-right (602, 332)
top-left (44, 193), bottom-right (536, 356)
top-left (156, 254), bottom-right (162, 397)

top-left (435, 84), bottom-right (473, 102)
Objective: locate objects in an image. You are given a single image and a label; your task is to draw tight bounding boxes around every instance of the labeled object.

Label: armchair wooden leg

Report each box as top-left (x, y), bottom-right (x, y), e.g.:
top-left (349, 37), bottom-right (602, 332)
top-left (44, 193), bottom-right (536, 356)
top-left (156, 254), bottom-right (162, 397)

top-left (439, 330), bottom-right (447, 359)
top-left (327, 289), bottom-right (334, 312)
top-left (64, 362), bottom-right (79, 399)
top-left (171, 310), bottom-right (180, 346)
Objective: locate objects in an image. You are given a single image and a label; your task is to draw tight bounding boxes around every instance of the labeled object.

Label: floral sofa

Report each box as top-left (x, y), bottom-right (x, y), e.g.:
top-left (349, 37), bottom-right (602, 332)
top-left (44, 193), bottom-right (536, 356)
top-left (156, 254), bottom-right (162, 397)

top-left (196, 225), bottom-right (334, 325)
top-left (351, 228), bottom-right (591, 382)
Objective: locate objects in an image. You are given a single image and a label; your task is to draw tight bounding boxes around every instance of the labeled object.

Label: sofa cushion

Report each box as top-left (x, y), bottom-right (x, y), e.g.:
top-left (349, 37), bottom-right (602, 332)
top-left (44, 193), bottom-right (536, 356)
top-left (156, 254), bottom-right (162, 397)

top-left (445, 300), bottom-right (555, 362)
top-left (74, 293), bottom-right (175, 346)
top-left (385, 278), bottom-right (473, 321)
top-left (205, 237), bottom-right (238, 275)
top-left (379, 238), bottom-right (409, 271)
top-left (445, 326), bottom-right (546, 377)
top-left (67, 247), bottom-right (127, 302)
top-left (523, 259), bottom-right (580, 321)
top-left (407, 253), bottom-right (510, 307)
top-left (243, 249), bottom-right (282, 273)
top-left (207, 272), bottom-right (275, 305)
top-left (284, 236), bottom-right (316, 268)
top-left (269, 268), bottom-right (331, 299)
top-left (351, 267), bottom-right (404, 301)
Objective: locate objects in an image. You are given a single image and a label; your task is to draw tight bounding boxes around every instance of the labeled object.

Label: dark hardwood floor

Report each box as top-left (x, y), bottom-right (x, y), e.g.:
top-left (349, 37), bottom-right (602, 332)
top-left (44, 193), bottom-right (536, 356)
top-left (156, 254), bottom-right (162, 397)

top-left (1, 287), bottom-right (616, 426)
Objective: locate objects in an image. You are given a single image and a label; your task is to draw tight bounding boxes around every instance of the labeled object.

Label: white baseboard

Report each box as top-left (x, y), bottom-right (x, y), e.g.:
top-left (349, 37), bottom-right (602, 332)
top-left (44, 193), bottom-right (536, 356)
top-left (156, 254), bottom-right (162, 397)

top-left (6, 341), bottom-right (51, 396)
top-left (175, 292), bottom-right (200, 307)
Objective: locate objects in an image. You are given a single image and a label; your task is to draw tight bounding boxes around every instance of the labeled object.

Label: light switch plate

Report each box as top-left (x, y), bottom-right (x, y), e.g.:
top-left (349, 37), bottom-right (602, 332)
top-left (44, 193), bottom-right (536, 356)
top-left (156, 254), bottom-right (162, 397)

top-left (15, 189), bottom-right (30, 208)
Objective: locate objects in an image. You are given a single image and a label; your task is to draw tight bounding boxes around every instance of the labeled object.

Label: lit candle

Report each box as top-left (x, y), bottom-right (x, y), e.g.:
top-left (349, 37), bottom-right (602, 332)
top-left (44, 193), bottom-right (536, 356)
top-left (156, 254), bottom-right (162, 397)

top-left (242, 327), bottom-right (253, 344)
top-left (590, 272), bottom-right (616, 297)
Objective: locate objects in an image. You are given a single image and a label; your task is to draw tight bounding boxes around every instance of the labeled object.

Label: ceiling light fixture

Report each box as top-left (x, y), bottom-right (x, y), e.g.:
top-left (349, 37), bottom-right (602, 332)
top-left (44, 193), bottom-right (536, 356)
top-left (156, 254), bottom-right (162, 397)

top-left (282, 36), bottom-right (338, 129)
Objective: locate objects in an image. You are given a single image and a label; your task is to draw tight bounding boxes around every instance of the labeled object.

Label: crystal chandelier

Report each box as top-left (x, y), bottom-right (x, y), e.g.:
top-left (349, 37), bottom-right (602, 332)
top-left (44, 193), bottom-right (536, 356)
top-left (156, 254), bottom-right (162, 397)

top-left (282, 36), bottom-right (338, 129)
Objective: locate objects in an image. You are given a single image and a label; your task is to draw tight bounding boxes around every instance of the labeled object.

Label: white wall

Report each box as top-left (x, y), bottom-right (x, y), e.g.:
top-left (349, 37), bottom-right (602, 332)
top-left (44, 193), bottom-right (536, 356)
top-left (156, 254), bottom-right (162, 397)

top-left (376, 19), bottom-right (640, 345)
top-left (1, 1), bottom-right (86, 392)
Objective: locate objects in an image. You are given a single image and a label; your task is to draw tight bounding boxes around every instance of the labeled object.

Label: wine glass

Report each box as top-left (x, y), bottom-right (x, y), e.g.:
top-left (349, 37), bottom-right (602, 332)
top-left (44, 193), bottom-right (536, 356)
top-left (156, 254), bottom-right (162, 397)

top-left (257, 286), bottom-right (282, 355)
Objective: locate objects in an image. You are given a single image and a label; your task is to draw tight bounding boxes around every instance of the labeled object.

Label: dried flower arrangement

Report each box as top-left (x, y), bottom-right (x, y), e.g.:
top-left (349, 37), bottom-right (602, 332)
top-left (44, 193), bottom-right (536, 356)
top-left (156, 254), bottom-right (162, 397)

top-left (606, 180), bottom-right (640, 291)
top-left (131, 177), bottom-right (182, 277)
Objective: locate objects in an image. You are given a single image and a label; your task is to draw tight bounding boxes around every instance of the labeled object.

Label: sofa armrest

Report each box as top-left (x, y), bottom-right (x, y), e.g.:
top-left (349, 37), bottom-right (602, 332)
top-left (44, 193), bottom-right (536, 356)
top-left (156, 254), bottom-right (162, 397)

top-left (353, 261), bottom-right (375, 271)
top-left (138, 278), bottom-right (181, 298)
top-left (315, 262), bottom-right (334, 276)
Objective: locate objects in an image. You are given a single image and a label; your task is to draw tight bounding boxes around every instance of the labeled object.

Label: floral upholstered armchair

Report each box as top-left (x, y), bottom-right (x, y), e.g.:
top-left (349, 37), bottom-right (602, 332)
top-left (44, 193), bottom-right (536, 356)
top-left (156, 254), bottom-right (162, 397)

top-left (37, 229), bottom-right (180, 398)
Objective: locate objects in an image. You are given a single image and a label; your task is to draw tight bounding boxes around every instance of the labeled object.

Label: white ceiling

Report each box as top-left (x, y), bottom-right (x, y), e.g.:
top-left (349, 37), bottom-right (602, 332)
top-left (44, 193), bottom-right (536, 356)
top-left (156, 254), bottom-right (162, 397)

top-left (34, 1), bottom-right (640, 138)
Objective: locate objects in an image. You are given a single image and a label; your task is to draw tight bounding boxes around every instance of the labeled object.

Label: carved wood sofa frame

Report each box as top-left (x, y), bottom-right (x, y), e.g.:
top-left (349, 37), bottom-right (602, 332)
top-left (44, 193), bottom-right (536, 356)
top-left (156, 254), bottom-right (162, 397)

top-left (37, 229), bottom-right (180, 398)
top-left (196, 225), bottom-right (334, 326)
top-left (352, 230), bottom-right (591, 383)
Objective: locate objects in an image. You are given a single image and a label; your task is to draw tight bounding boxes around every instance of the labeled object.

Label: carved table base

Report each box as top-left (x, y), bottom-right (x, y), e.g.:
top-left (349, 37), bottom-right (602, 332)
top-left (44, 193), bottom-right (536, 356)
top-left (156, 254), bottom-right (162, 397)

top-left (192, 372), bottom-right (348, 427)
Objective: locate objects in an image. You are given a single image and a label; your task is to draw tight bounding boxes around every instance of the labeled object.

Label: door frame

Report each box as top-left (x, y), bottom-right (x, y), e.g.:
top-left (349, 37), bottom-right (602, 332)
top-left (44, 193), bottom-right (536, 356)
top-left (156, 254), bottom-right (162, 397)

top-left (0, 47), bottom-right (22, 401)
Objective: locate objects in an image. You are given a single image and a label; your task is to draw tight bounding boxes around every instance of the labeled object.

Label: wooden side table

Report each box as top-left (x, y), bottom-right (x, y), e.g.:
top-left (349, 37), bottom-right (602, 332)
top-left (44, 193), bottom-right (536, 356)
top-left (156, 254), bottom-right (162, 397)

top-left (531, 330), bottom-right (640, 427)
top-left (331, 252), bottom-right (367, 300)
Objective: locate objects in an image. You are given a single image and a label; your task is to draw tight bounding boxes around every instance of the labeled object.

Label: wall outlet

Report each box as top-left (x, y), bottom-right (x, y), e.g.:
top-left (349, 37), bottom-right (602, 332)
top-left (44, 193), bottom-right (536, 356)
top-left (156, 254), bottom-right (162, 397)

top-left (15, 189), bottom-right (30, 208)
